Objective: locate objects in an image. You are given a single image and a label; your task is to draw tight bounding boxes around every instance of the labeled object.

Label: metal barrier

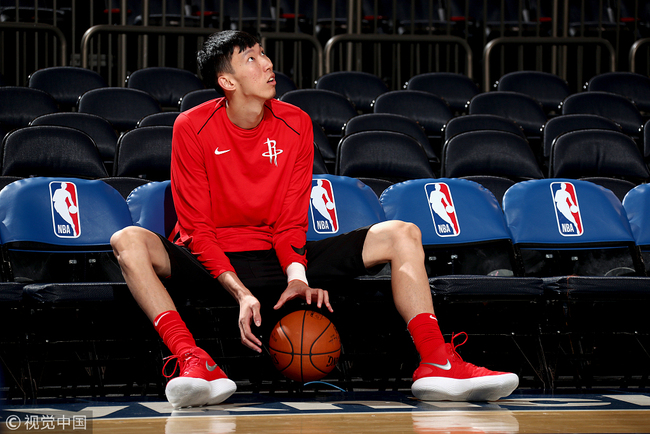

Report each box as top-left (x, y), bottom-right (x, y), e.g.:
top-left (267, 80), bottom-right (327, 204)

top-left (324, 33), bottom-right (473, 89)
top-left (0, 22), bottom-right (66, 86)
top-left (483, 36), bottom-right (616, 92)
top-left (629, 38), bottom-right (650, 75)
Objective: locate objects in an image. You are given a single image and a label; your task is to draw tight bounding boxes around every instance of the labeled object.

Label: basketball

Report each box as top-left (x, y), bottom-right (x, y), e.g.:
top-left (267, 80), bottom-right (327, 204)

top-left (326, 202), bottom-right (335, 210)
top-left (68, 205), bottom-right (78, 214)
top-left (268, 310), bottom-right (341, 382)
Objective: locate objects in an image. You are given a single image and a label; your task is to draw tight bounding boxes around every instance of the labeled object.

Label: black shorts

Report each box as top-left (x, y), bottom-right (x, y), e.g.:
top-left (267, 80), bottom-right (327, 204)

top-left (157, 225), bottom-right (382, 295)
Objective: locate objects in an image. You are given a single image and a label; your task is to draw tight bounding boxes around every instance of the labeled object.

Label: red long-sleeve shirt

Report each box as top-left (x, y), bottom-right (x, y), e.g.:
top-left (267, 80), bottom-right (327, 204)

top-left (170, 97), bottom-right (314, 278)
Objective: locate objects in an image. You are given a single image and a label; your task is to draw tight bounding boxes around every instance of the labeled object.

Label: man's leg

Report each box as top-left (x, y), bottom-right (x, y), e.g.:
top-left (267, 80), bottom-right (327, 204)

top-left (110, 226), bottom-right (236, 408)
top-left (361, 220), bottom-right (519, 401)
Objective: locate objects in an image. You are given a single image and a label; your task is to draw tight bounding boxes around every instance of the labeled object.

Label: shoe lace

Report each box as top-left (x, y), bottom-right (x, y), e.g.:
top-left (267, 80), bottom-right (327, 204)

top-left (448, 331), bottom-right (469, 360)
top-left (162, 351), bottom-right (199, 379)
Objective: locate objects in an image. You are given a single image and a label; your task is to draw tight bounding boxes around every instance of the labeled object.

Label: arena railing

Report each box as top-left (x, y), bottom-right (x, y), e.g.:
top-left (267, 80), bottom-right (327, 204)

top-left (483, 36), bottom-right (616, 92)
top-left (629, 38), bottom-right (650, 76)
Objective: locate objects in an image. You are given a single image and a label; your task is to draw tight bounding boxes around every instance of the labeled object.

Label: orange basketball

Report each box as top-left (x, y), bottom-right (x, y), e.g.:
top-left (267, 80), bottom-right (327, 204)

top-left (268, 310), bottom-right (341, 382)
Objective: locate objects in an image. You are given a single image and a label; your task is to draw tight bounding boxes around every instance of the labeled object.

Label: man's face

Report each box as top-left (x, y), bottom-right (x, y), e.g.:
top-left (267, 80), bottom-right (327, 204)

top-left (227, 43), bottom-right (276, 100)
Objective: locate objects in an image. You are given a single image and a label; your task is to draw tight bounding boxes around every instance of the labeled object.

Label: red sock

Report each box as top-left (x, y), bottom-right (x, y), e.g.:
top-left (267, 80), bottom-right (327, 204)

top-left (153, 310), bottom-right (196, 356)
top-left (407, 312), bottom-right (445, 361)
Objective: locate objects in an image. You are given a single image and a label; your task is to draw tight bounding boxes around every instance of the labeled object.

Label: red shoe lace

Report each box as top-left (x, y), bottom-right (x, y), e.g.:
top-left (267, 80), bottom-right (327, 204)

top-left (162, 351), bottom-right (199, 379)
top-left (448, 331), bottom-right (469, 361)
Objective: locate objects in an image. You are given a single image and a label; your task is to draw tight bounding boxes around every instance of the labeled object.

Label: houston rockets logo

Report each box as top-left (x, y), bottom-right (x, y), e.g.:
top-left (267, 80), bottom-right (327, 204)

top-left (550, 181), bottom-right (584, 236)
top-left (425, 182), bottom-right (460, 237)
top-left (310, 179), bottom-right (339, 234)
top-left (49, 181), bottom-right (81, 238)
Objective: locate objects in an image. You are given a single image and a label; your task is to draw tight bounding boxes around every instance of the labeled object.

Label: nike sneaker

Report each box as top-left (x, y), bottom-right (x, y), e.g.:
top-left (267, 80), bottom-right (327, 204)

top-left (163, 346), bottom-right (237, 408)
top-left (411, 332), bottom-right (519, 401)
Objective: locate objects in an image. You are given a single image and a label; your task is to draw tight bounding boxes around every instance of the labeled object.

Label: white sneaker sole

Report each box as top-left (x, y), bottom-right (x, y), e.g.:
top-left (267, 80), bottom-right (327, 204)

top-left (412, 373), bottom-right (519, 401)
top-left (206, 378), bottom-right (237, 406)
top-left (165, 377), bottom-right (212, 409)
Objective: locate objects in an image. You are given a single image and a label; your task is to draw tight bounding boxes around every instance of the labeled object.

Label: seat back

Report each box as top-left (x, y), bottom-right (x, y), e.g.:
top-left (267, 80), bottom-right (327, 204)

top-left (344, 113), bottom-right (438, 162)
top-left (280, 89), bottom-right (357, 137)
top-left (468, 91), bottom-right (547, 137)
top-left (113, 126), bottom-right (173, 180)
top-left (179, 89), bottom-right (224, 111)
top-left (28, 66), bottom-right (107, 109)
top-left (380, 178), bottom-right (519, 275)
top-left (274, 71), bottom-right (297, 98)
top-left (542, 114), bottom-right (621, 158)
top-left (561, 91), bottom-right (643, 137)
top-left (126, 67), bottom-right (205, 108)
top-left (588, 72), bottom-right (650, 112)
top-left (307, 174), bottom-right (385, 241)
top-left (78, 87), bottom-right (161, 132)
top-left (336, 131), bottom-right (435, 182)
top-left (137, 112), bottom-right (180, 127)
top-left (496, 71), bottom-right (569, 114)
top-left (549, 129), bottom-right (649, 181)
top-left (1, 126), bottom-right (108, 179)
top-left (444, 114), bottom-right (526, 143)
top-left (441, 130), bottom-right (544, 180)
top-left (316, 71), bottom-right (389, 113)
top-left (30, 112), bottom-right (119, 164)
top-left (127, 180), bottom-right (177, 238)
top-left (503, 178), bottom-right (643, 276)
top-left (405, 72), bottom-right (480, 114)
top-left (373, 90), bottom-right (453, 137)
top-left (0, 87), bottom-right (58, 130)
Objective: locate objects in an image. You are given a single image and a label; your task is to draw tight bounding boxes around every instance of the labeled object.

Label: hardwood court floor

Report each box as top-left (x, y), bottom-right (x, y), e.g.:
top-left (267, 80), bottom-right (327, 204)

top-left (2, 391), bottom-right (650, 433)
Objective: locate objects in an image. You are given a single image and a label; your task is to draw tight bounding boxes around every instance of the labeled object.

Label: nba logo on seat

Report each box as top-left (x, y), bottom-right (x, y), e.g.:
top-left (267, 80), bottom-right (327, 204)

top-left (49, 181), bottom-right (81, 238)
top-left (310, 179), bottom-right (338, 234)
top-left (550, 181), bottom-right (583, 236)
top-left (425, 182), bottom-right (460, 237)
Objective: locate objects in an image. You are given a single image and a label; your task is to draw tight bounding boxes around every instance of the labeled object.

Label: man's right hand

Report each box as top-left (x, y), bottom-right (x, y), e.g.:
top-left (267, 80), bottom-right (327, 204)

top-left (218, 271), bottom-right (263, 353)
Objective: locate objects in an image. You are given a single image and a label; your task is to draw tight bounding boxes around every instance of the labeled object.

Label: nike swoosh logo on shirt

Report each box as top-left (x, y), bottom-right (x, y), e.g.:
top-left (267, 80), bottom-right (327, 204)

top-left (206, 362), bottom-right (219, 371)
top-left (154, 312), bottom-right (170, 327)
top-left (422, 360), bottom-right (452, 371)
top-left (292, 245), bottom-right (306, 255)
top-left (214, 148), bottom-right (231, 155)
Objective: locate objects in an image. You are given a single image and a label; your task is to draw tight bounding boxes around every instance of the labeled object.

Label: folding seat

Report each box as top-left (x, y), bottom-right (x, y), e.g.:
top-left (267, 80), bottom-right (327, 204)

top-left (468, 91), bottom-right (547, 139)
top-left (126, 67), bottom-right (205, 110)
top-left (548, 130), bottom-right (650, 184)
top-left (315, 71), bottom-right (389, 114)
top-left (113, 126), bottom-right (172, 181)
top-left (0, 177), bottom-right (132, 301)
top-left (336, 131), bottom-right (435, 183)
top-left (280, 89), bottom-right (357, 147)
top-left (100, 177), bottom-right (152, 200)
top-left (137, 112), bottom-right (180, 127)
top-left (30, 112), bottom-right (119, 172)
top-left (542, 114), bottom-right (621, 161)
top-left (78, 88), bottom-right (161, 132)
top-left (179, 88), bottom-right (224, 111)
top-left (441, 130), bottom-right (544, 181)
top-left (503, 177), bottom-right (650, 386)
top-left (458, 175), bottom-right (516, 207)
top-left (380, 178), bottom-right (546, 374)
top-left (312, 119), bottom-right (335, 170)
top-left (623, 184), bottom-right (650, 274)
top-left (561, 91), bottom-right (643, 138)
top-left (496, 71), bottom-right (570, 115)
top-left (580, 177), bottom-right (637, 203)
top-left (405, 72), bottom-right (480, 115)
top-left (0, 87), bottom-right (58, 130)
top-left (443, 114), bottom-right (526, 144)
top-left (587, 72), bottom-right (650, 113)
top-left (1, 126), bottom-right (109, 179)
top-left (373, 90), bottom-right (454, 155)
top-left (274, 71), bottom-right (297, 98)
top-left (344, 113), bottom-right (439, 167)
top-left (28, 66), bottom-right (107, 111)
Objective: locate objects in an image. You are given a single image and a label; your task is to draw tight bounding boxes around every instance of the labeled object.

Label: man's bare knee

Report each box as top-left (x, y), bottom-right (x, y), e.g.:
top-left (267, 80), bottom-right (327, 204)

top-left (364, 220), bottom-right (424, 265)
top-left (111, 226), bottom-right (170, 277)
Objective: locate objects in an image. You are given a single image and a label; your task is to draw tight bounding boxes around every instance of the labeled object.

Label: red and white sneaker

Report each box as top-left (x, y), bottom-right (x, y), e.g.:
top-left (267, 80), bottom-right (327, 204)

top-left (412, 332), bottom-right (519, 402)
top-left (163, 347), bottom-right (237, 408)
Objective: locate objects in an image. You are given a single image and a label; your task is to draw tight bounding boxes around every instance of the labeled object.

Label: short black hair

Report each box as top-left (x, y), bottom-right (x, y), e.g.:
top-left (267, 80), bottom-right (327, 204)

top-left (197, 30), bottom-right (261, 92)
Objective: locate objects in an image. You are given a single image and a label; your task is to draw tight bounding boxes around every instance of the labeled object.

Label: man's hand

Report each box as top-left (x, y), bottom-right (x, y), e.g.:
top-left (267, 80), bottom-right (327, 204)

top-left (238, 293), bottom-right (263, 353)
top-left (273, 280), bottom-right (333, 312)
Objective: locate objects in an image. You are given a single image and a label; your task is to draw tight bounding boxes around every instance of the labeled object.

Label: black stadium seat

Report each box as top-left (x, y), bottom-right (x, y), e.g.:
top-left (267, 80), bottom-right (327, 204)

top-left (405, 72), bottom-right (480, 115)
top-left (78, 87), bottom-right (161, 132)
top-left (0, 86), bottom-right (58, 130)
top-left (126, 67), bottom-right (205, 110)
top-left (113, 126), bottom-right (173, 181)
top-left (316, 71), bottom-right (389, 114)
top-left (496, 71), bottom-right (570, 114)
top-left (28, 66), bottom-right (107, 110)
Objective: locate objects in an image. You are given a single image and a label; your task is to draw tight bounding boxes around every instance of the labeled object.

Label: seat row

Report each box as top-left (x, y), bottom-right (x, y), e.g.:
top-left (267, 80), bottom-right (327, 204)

top-left (2, 174), bottom-right (650, 304)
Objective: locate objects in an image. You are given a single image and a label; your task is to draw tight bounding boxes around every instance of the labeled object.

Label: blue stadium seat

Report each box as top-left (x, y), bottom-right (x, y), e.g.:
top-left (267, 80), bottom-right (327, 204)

top-left (0, 177), bottom-right (132, 302)
top-left (127, 180), bottom-right (177, 238)
top-left (307, 174), bottom-right (385, 242)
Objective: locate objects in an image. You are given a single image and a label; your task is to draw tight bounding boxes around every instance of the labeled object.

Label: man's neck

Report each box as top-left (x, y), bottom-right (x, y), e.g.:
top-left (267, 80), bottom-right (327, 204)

top-left (224, 95), bottom-right (266, 130)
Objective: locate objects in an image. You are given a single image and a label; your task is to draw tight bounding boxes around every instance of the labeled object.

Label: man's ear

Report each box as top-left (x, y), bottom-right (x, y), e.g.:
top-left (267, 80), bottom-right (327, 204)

top-left (218, 74), bottom-right (235, 92)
